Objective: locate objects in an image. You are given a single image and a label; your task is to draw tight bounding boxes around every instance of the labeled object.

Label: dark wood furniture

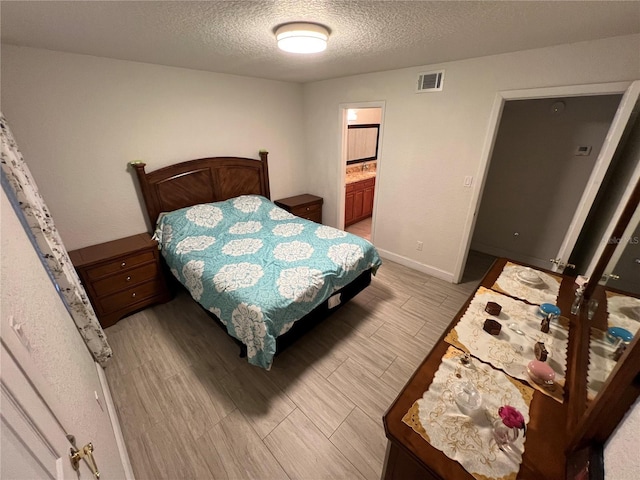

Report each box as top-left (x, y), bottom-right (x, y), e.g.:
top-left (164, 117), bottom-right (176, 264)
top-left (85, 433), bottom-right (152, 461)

top-left (131, 152), bottom-right (270, 227)
top-left (383, 258), bottom-right (581, 480)
top-left (69, 233), bottom-right (171, 328)
top-left (345, 177), bottom-right (375, 227)
top-left (130, 152), bottom-right (376, 360)
top-left (274, 194), bottom-right (323, 223)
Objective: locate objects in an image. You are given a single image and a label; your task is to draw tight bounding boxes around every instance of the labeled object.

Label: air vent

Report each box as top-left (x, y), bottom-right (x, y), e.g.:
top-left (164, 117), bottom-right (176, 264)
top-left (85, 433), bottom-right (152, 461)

top-left (416, 70), bottom-right (444, 93)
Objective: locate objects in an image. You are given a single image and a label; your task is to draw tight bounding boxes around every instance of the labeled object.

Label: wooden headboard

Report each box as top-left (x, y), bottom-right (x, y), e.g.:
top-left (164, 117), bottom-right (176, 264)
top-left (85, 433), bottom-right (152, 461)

top-left (131, 151), bottom-right (270, 227)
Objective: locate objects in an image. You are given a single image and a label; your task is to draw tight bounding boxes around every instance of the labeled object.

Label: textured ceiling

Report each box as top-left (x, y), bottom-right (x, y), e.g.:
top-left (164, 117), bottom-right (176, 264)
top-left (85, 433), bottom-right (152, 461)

top-left (2, 1), bottom-right (639, 83)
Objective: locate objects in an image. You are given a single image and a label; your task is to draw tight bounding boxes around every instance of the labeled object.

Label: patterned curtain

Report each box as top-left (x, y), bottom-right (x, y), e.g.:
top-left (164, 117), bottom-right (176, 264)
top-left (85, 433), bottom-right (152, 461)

top-left (1, 113), bottom-right (112, 365)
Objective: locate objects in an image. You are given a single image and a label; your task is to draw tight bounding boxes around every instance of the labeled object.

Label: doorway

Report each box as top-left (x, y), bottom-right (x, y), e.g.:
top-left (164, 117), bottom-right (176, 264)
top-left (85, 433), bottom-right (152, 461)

top-left (340, 105), bottom-right (384, 242)
top-left (470, 94), bottom-right (622, 270)
top-left (453, 81), bottom-right (640, 283)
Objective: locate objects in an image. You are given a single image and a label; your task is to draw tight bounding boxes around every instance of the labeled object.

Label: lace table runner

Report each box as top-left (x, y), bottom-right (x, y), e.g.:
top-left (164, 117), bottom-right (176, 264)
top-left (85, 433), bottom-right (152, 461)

top-left (402, 346), bottom-right (534, 480)
top-left (445, 287), bottom-right (567, 403)
top-left (492, 262), bottom-right (562, 306)
top-left (587, 329), bottom-right (617, 400)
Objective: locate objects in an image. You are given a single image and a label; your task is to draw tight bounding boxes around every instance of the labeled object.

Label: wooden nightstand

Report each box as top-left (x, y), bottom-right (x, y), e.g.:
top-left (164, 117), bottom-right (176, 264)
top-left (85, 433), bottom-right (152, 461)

top-left (69, 233), bottom-right (171, 328)
top-left (275, 194), bottom-right (323, 223)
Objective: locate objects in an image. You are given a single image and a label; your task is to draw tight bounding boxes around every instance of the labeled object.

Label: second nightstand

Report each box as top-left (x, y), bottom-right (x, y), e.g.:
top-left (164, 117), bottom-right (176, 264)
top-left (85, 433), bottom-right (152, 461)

top-left (275, 194), bottom-right (323, 223)
top-left (69, 233), bottom-right (171, 328)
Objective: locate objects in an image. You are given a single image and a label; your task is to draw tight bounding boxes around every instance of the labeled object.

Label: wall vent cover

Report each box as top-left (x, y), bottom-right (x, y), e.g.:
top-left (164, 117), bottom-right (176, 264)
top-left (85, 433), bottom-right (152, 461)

top-left (416, 70), bottom-right (444, 93)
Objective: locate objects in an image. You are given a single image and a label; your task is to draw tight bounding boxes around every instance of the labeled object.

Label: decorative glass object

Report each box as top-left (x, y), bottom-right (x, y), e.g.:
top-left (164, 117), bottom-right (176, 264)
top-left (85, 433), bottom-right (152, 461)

top-left (452, 381), bottom-right (482, 416)
top-left (492, 405), bottom-right (526, 452)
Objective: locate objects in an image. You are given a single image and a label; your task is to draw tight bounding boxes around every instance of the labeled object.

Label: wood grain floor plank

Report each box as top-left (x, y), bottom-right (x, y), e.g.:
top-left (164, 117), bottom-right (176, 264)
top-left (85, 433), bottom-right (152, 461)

top-left (129, 416), bottom-right (215, 480)
top-left (379, 356), bottom-right (417, 394)
top-left (368, 301), bottom-right (426, 336)
top-left (264, 408), bottom-right (366, 480)
top-left (161, 366), bottom-right (236, 439)
top-left (327, 358), bottom-right (397, 422)
top-left (370, 322), bottom-right (430, 368)
top-left (329, 406), bottom-right (387, 480)
top-left (316, 318), bottom-right (396, 377)
top-left (332, 302), bottom-right (385, 337)
top-left (198, 409), bottom-right (290, 480)
top-left (270, 363), bottom-right (356, 437)
top-left (219, 363), bottom-right (296, 439)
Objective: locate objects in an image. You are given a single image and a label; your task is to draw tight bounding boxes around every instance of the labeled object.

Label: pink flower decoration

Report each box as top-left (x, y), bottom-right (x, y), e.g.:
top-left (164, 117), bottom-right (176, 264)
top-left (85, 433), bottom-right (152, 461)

top-left (499, 405), bottom-right (525, 430)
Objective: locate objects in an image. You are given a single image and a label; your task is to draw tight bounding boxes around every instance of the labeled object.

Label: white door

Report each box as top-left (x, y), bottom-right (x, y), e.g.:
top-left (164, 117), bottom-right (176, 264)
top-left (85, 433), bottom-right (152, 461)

top-left (552, 80), bottom-right (640, 272)
top-left (1, 341), bottom-right (91, 480)
top-left (1, 189), bottom-right (129, 479)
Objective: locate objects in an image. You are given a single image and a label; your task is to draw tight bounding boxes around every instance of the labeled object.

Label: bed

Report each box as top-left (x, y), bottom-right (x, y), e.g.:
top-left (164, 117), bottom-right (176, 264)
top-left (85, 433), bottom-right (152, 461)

top-left (131, 152), bottom-right (382, 369)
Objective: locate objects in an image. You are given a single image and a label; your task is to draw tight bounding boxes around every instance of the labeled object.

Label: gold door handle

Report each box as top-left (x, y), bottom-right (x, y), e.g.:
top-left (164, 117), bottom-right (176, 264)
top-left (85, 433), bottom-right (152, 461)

top-left (602, 273), bottom-right (620, 280)
top-left (70, 442), bottom-right (100, 478)
top-left (549, 258), bottom-right (575, 269)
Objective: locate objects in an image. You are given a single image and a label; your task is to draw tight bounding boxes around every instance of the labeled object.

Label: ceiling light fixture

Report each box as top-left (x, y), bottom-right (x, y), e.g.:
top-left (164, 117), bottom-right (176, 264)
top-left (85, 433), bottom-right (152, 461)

top-left (275, 22), bottom-right (329, 54)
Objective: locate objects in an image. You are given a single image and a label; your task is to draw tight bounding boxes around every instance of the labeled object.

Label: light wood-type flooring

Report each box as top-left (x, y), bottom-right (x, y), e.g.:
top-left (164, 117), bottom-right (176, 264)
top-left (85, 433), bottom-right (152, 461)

top-left (104, 251), bottom-right (495, 480)
top-left (345, 217), bottom-right (372, 241)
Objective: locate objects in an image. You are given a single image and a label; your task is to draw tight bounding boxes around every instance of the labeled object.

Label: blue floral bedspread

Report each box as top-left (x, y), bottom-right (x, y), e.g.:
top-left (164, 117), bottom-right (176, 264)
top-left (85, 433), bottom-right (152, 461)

top-left (154, 195), bottom-right (382, 369)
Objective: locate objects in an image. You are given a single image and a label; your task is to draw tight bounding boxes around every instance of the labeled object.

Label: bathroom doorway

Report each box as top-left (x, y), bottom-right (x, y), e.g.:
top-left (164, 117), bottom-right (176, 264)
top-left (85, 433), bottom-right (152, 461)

top-left (339, 105), bottom-right (384, 242)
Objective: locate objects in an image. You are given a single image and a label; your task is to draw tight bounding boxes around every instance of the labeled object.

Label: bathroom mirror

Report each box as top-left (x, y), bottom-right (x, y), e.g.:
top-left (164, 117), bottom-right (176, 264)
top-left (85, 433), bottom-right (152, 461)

top-left (346, 124), bottom-right (379, 164)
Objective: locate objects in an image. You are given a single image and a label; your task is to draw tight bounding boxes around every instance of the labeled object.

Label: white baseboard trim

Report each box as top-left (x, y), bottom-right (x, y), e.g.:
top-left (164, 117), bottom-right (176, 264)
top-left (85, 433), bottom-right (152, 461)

top-left (96, 362), bottom-right (135, 480)
top-left (377, 249), bottom-right (455, 283)
top-left (471, 243), bottom-right (547, 268)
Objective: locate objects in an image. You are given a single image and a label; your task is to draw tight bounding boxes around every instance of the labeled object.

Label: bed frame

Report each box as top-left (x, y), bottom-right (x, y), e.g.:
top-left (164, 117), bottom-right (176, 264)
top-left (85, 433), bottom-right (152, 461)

top-left (131, 151), bottom-right (270, 227)
top-left (131, 151), bottom-right (372, 360)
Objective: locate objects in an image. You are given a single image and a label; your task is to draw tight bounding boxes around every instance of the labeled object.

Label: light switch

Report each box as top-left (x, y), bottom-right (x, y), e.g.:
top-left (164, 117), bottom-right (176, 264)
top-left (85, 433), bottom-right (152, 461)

top-left (464, 176), bottom-right (473, 187)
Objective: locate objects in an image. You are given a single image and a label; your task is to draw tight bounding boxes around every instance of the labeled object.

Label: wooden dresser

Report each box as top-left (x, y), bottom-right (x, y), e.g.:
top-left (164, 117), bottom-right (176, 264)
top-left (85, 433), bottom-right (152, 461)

top-left (383, 258), bottom-right (576, 480)
top-left (275, 194), bottom-right (323, 223)
top-left (69, 233), bottom-right (171, 328)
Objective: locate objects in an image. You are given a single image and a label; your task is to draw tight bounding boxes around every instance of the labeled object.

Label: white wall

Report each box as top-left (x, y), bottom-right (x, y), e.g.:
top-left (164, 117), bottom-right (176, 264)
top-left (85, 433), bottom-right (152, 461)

top-left (605, 397), bottom-right (640, 480)
top-left (348, 107), bottom-right (382, 125)
top-left (1, 189), bottom-right (125, 477)
top-left (472, 95), bottom-right (621, 268)
top-left (1, 46), bottom-right (306, 250)
top-left (303, 34), bottom-right (640, 280)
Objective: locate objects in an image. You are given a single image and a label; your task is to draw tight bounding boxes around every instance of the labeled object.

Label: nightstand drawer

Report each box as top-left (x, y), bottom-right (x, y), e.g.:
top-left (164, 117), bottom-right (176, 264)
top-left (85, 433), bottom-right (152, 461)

top-left (275, 194), bottom-right (323, 225)
top-left (92, 262), bottom-right (158, 297)
top-left (291, 203), bottom-right (321, 216)
top-left (97, 280), bottom-right (164, 315)
top-left (298, 211), bottom-right (322, 223)
top-left (86, 251), bottom-right (155, 280)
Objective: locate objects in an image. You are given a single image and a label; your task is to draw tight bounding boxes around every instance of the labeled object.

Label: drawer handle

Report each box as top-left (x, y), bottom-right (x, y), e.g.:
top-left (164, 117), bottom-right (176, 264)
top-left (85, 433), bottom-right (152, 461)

top-left (306, 207), bottom-right (310, 211)
top-left (126, 276), bottom-right (132, 282)
top-left (121, 262), bottom-right (126, 268)
top-left (131, 292), bottom-right (136, 298)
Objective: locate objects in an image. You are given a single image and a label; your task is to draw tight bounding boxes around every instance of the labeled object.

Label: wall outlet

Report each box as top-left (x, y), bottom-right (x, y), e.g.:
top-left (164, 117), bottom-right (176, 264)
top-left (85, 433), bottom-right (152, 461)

top-left (416, 241), bottom-right (423, 251)
top-left (464, 176), bottom-right (473, 187)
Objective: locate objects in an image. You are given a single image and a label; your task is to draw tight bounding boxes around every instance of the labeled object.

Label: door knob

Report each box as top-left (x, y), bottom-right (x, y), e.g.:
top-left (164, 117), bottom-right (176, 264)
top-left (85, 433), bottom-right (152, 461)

top-left (70, 442), bottom-right (100, 478)
top-left (549, 258), bottom-right (575, 270)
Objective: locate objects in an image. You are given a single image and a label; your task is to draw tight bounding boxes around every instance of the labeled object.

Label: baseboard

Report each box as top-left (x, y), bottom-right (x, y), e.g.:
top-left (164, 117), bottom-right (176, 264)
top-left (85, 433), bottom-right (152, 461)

top-left (96, 362), bottom-right (136, 480)
top-left (471, 243), bottom-right (548, 269)
top-left (376, 248), bottom-right (455, 282)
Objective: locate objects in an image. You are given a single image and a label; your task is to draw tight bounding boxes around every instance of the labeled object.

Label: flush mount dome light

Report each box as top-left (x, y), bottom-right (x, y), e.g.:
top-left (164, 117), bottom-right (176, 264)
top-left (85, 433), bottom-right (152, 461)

top-left (275, 22), bottom-right (329, 54)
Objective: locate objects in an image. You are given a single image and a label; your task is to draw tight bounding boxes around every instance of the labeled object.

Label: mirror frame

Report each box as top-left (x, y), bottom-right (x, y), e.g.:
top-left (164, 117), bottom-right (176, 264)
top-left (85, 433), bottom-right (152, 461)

top-left (567, 178), bottom-right (640, 451)
top-left (346, 124), bottom-right (380, 165)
